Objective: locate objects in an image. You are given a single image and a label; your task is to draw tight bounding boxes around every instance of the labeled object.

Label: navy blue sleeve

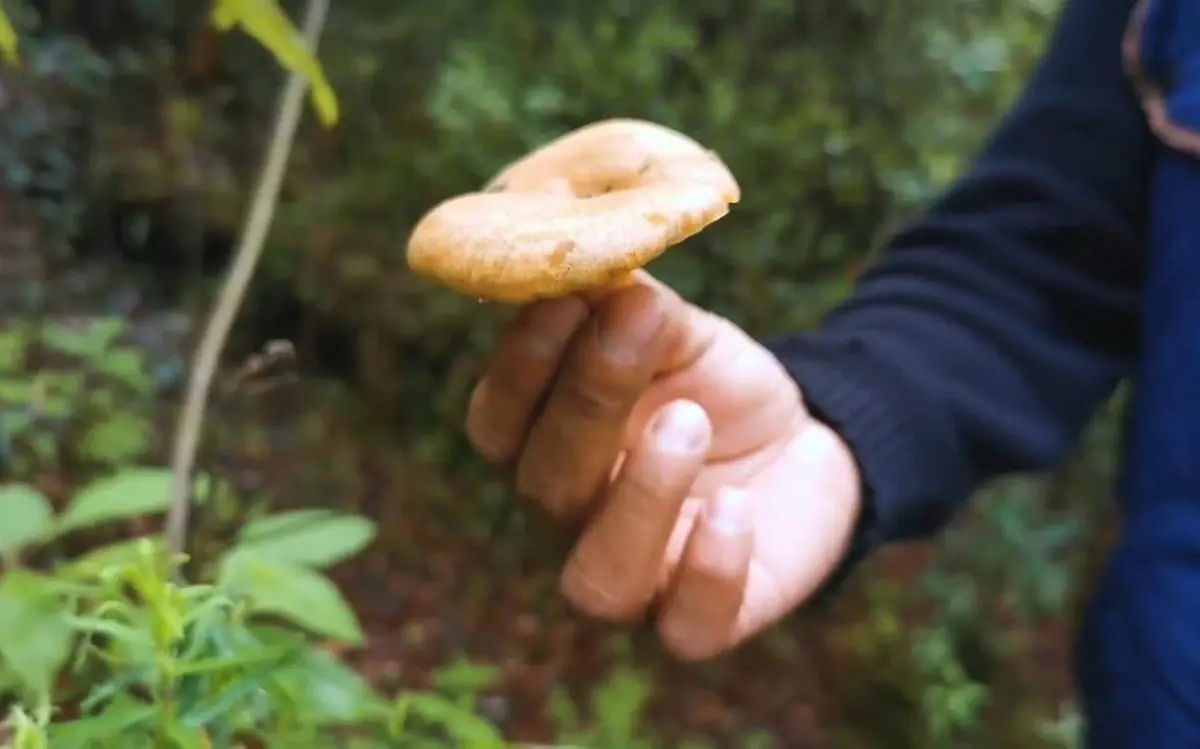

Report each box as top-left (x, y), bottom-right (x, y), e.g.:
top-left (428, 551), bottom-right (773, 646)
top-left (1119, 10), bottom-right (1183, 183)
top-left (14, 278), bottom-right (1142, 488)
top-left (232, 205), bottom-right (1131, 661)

top-left (768, 0), bottom-right (1154, 577)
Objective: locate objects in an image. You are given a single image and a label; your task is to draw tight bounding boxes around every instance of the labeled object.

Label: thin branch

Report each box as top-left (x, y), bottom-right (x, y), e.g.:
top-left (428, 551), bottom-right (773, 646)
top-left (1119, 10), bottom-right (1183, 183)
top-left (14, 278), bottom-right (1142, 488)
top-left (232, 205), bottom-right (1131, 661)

top-left (165, 0), bottom-right (331, 557)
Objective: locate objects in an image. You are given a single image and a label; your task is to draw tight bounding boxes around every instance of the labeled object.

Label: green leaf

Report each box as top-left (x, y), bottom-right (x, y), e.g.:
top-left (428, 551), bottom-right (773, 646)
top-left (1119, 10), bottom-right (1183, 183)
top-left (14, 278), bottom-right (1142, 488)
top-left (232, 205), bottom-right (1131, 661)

top-left (96, 348), bottom-right (153, 393)
top-left (47, 701), bottom-right (157, 749)
top-left (0, 5), bottom-right (17, 64)
top-left (0, 377), bottom-right (34, 403)
top-left (210, 0), bottom-right (339, 126)
top-left (9, 705), bottom-right (50, 749)
top-left (66, 615), bottom-right (154, 661)
top-left (234, 510), bottom-right (376, 569)
top-left (590, 664), bottom-right (652, 744)
top-left (0, 571), bottom-right (74, 696)
top-left (238, 508), bottom-right (333, 540)
top-left (74, 412), bottom-right (154, 466)
top-left (56, 536), bottom-right (166, 581)
top-left (179, 672), bottom-right (275, 732)
top-left (401, 692), bottom-right (506, 747)
top-left (39, 318), bottom-right (123, 359)
top-left (0, 326), bottom-right (32, 373)
top-left (173, 642), bottom-right (295, 678)
top-left (53, 468), bottom-right (175, 535)
top-left (163, 725), bottom-right (210, 749)
top-left (431, 659), bottom-right (500, 697)
top-left (0, 484), bottom-right (53, 556)
top-left (268, 641), bottom-right (385, 725)
top-left (218, 550), bottom-right (364, 644)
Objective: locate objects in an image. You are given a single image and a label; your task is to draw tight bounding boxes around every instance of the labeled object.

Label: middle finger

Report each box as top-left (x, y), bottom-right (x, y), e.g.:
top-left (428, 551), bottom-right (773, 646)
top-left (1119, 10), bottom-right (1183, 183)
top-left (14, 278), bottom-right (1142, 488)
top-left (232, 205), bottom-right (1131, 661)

top-left (516, 284), bottom-right (680, 522)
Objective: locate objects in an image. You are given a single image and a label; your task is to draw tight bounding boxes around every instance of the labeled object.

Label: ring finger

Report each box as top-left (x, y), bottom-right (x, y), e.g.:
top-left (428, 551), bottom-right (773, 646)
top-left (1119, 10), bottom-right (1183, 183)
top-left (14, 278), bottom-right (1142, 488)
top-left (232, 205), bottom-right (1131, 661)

top-left (560, 399), bottom-right (712, 622)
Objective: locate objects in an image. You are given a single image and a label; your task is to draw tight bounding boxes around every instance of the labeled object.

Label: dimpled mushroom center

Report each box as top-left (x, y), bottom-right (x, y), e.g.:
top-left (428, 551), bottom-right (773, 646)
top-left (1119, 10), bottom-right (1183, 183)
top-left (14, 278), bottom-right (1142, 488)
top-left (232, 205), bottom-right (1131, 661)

top-left (406, 119), bottom-right (740, 304)
top-left (486, 150), bottom-right (667, 198)
top-left (563, 158), bottom-right (657, 197)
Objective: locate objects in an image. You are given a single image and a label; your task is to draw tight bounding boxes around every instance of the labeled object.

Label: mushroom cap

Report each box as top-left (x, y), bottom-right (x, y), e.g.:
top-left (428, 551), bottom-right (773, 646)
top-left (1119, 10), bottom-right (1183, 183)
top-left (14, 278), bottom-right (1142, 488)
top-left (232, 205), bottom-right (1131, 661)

top-left (405, 118), bottom-right (741, 303)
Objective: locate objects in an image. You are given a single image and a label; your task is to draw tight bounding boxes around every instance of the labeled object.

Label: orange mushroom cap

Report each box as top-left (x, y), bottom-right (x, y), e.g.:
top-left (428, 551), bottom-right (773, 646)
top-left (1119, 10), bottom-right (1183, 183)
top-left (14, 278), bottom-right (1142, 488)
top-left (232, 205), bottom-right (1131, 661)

top-left (405, 118), bottom-right (741, 303)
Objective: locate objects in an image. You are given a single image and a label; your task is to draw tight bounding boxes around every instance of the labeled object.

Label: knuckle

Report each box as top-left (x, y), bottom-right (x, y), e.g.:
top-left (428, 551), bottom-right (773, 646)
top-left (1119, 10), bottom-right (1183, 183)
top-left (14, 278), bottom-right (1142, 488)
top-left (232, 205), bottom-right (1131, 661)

top-left (614, 449), bottom-right (698, 511)
top-left (515, 452), bottom-right (576, 520)
top-left (658, 619), bottom-right (717, 663)
top-left (684, 556), bottom-right (738, 590)
top-left (561, 567), bottom-right (644, 623)
top-left (612, 466), bottom-right (669, 515)
top-left (566, 377), bottom-right (631, 424)
top-left (515, 414), bottom-right (618, 523)
top-left (560, 325), bottom-right (649, 417)
top-left (486, 364), bottom-right (543, 405)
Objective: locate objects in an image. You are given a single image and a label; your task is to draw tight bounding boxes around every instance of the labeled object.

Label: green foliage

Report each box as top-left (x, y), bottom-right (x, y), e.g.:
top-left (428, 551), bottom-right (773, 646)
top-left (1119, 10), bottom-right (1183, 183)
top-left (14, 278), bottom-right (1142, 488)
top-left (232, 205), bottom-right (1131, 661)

top-left (0, 471), bottom-right (512, 747)
top-left (911, 628), bottom-right (989, 741)
top-left (0, 318), bottom-right (159, 472)
top-left (549, 663), bottom-right (657, 749)
top-left (926, 477), bottom-right (1084, 629)
top-left (825, 413), bottom-right (1119, 749)
top-left (0, 0), bottom-right (338, 125)
top-left (1, 543), bottom-right (504, 747)
top-left (0, 471), bottom-right (377, 645)
top-left (392, 660), bottom-right (507, 748)
top-left (0, 4), bottom-right (14, 63)
top-left (218, 550), bottom-right (365, 644)
top-left (1036, 706), bottom-right (1083, 749)
top-left (0, 570), bottom-right (73, 700)
top-left (232, 509), bottom-right (376, 568)
top-left (0, 485), bottom-right (52, 558)
top-left (210, 0), bottom-right (338, 126)
top-left (831, 581), bottom-right (989, 749)
top-left (54, 469), bottom-right (177, 533)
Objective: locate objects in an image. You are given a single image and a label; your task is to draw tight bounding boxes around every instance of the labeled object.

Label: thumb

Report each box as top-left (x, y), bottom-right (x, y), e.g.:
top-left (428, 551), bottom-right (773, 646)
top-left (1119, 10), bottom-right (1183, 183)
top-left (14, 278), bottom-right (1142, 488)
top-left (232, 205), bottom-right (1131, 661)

top-left (656, 487), bottom-right (753, 661)
top-left (658, 421), bottom-right (862, 660)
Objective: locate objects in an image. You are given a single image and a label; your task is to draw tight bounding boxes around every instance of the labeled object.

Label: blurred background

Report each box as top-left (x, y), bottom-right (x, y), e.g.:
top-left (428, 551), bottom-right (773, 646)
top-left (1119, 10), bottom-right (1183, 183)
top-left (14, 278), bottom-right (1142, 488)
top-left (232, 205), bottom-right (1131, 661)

top-left (0, 0), bottom-right (1124, 746)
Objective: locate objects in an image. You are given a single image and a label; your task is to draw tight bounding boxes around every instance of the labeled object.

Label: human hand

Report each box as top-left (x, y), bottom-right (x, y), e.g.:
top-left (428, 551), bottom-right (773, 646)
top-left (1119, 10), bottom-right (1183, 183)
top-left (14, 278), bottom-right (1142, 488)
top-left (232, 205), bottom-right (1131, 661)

top-left (466, 272), bottom-right (862, 660)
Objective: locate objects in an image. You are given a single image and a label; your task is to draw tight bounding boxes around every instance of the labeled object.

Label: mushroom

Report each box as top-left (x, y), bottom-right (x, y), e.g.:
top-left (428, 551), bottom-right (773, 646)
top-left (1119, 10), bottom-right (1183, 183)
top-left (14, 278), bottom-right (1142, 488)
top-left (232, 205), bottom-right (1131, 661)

top-left (405, 118), bottom-right (741, 304)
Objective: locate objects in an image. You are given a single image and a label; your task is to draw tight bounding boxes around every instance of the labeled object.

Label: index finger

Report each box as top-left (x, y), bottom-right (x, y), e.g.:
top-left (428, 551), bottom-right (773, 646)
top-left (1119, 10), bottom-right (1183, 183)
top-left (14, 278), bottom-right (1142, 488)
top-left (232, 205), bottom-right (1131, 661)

top-left (559, 399), bottom-right (712, 622)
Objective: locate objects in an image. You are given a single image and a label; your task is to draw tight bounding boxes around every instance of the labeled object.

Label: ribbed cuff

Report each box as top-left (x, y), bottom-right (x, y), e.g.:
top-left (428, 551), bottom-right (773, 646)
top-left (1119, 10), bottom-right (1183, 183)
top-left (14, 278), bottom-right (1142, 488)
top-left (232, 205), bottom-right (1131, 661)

top-left (765, 332), bottom-right (973, 603)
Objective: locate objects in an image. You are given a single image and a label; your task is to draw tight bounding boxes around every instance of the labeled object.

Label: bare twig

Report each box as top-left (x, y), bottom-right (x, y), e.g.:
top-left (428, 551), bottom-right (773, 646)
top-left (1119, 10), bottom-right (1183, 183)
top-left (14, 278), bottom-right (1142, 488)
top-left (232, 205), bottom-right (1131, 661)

top-left (165, 0), bottom-right (330, 557)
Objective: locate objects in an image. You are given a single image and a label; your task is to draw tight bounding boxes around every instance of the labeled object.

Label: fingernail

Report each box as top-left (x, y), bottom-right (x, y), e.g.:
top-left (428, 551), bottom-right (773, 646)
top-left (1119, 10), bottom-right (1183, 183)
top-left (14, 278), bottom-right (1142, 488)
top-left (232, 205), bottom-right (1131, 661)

top-left (598, 288), bottom-right (663, 365)
top-left (520, 296), bottom-right (587, 359)
top-left (705, 488), bottom-right (749, 535)
top-left (653, 401), bottom-right (710, 454)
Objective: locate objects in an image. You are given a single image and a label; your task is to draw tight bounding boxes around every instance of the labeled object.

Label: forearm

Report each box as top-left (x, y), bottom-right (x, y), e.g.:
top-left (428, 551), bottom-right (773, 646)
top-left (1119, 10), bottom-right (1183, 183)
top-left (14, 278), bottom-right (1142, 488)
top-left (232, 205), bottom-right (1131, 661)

top-left (769, 0), bottom-right (1152, 564)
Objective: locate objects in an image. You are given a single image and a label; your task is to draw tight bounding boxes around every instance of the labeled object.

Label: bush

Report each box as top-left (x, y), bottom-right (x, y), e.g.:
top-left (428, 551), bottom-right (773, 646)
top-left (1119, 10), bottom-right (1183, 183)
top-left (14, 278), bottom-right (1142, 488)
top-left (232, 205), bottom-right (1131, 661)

top-left (0, 473), bottom-right (513, 748)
